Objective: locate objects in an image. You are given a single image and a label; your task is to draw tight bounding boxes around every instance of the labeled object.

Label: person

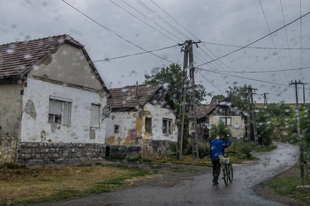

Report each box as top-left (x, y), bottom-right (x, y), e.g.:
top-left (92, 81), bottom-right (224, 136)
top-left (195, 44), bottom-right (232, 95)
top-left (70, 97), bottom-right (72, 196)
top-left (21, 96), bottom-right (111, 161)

top-left (210, 134), bottom-right (231, 185)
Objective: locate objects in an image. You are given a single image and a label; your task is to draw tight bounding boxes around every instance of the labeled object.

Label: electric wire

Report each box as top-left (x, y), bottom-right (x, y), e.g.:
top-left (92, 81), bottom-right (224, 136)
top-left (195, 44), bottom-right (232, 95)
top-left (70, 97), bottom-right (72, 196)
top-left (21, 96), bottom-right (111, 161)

top-left (300, 0), bottom-right (303, 76)
top-left (197, 10), bottom-right (310, 68)
top-left (93, 44), bottom-right (178, 62)
top-left (259, 0), bottom-right (289, 82)
top-left (109, 0), bottom-right (179, 43)
top-left (62, 0), bottom-right (177, 65)
top-left (197, 70), bottom-right (225, 95)
top-left (201, 41), bottom-right (310, 50)
top-left (280, 0), bottom-right (296, 80)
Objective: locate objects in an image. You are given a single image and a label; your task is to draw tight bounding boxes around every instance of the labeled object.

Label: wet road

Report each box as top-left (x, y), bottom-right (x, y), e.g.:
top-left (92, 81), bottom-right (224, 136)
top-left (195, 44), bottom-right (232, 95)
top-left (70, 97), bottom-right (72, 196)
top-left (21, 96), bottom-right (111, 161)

top-left (47, 142), bottom-right (299, 206)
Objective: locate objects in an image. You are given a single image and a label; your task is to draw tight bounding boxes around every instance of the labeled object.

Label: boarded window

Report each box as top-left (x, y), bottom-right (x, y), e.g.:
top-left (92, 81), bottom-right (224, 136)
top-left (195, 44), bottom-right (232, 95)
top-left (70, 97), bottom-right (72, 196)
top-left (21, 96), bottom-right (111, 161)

top-left (48, 99), bottom-right (71, 125)
top-left (145, 117), bottom-right (152, 133)
top-left (90, 104), bottom-right (100, 128)
top-left (163, 118), bottom-right (172, 134)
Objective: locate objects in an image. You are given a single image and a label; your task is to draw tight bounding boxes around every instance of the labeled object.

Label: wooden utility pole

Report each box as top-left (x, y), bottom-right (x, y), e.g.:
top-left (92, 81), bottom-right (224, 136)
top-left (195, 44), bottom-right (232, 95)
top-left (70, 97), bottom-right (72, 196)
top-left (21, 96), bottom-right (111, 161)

top-left (176, 41), bottom-right (189, 160)
top-left (290, 80), bottom-right (304, 185)
top-left (188, 41), bottom-right (199, 161)
top-left (263, 93), bottom-right (269, 106)
top-left (250, 86), bottom-right (258, 146)
top-left (246, 86), bottom-right (251, 144)
top-left (303, 83), bottom-right (307, 104)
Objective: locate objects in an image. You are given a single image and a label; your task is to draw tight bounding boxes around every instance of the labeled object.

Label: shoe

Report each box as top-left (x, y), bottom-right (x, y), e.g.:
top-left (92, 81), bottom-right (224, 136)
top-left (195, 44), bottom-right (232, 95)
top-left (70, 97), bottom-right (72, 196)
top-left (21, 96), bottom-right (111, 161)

top-left (213, 181), bottom-right (219, 185)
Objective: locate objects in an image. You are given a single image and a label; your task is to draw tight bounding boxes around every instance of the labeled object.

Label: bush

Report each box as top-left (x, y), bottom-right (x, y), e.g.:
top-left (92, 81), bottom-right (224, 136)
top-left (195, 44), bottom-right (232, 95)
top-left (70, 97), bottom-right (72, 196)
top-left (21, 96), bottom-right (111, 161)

top-left (169, 143), bottom-right (177, 154)
top-left (209, 122), bottom-right (232, 142)
top-left (198, 144), bottom-right (210, 158)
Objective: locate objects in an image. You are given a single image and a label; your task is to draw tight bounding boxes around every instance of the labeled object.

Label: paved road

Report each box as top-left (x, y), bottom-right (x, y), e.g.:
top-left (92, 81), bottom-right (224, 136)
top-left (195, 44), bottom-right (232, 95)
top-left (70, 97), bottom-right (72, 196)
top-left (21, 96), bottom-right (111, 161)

top-left (47, 142), bottom-right (299, 206)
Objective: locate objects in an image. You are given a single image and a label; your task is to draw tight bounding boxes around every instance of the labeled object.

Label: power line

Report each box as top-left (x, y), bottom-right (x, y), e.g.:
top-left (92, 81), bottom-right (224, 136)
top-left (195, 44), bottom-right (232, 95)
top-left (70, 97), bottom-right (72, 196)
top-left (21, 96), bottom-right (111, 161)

top-left (300, 0), bottom-right (303, 77)
top-left (201, 41), bottom-right (310, 50)
top-left (280, 0), bottom-right (296, 80)
top-left (62, 0), bottom-right (177, 65)
top-left (197, 70), bottom-right (225, 95)
top-left (93, 44), bottom-right (178, 62)
top-left (197, 10), bottom-right (310, 67)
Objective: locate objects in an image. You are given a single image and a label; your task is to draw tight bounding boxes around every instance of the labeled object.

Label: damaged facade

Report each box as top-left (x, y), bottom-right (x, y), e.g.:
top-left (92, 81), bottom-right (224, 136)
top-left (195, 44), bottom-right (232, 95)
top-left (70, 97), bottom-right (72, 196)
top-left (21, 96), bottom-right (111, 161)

top-left (192, 98), bottom-right (246, 142)
top-left (106, 83), bottom-right (178, 157)
top-left (0, 35), bottom-right (111, 166)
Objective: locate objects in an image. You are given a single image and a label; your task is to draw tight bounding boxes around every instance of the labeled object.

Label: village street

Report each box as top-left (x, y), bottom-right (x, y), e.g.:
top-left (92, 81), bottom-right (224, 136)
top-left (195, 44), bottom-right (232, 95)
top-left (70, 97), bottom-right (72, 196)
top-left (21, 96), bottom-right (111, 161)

top-left (38, 142), bottom-right (299, 206)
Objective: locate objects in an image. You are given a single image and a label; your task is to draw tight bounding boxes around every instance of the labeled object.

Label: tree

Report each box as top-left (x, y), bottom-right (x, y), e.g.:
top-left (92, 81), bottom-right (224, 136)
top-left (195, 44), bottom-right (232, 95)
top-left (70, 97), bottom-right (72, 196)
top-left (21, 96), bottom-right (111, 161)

top-left (144, 64), bottom-right (206, 106)
top-left (209, 122), bottom-right (232, 142)
top-left (211, 94), bottom-right (226, 103)
top-left (225, 85), bottom-right (248, 110)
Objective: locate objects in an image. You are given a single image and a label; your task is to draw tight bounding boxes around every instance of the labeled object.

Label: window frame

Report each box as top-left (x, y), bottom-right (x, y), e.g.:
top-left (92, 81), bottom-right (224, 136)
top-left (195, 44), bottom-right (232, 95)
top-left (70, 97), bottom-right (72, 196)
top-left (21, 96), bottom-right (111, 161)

top-left (220, 117), bottom-right (231, 126)
top-left (145, 117), bottom-right (152, 134)
top-left (114, 125), bottom-right (119, 133)
top-left (48, 97), bottom-right (72, 126)
top-left (163, 118), bottom-right (173, 134)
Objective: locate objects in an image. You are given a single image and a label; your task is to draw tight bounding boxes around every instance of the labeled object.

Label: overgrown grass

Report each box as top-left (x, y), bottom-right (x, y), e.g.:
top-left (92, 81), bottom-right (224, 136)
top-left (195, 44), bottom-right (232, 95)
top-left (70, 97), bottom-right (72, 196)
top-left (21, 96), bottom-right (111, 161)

top-left (0, 164), bottom-right (153, 205)
top-left (260, 177), bottom-right (310, 205)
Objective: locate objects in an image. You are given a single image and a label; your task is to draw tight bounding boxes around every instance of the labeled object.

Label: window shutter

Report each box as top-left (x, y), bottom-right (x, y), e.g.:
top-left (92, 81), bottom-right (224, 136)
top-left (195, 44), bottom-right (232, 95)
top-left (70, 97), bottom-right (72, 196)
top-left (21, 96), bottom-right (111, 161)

top-left (90, 104), bottom-right (100, 128)
top-left (49, 100), bottom-right (62, 115)
top-left (63, 102), bottom-right (72, 126)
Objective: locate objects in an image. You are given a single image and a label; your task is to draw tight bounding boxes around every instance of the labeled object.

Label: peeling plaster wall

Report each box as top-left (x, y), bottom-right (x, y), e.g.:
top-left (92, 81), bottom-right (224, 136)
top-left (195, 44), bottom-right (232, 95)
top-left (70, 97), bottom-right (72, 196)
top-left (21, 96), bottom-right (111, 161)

top-left (144, 103), bottom-right (178, 142)
top-left (105, 111), bottom-right (137, 145)
top-left (21, 77), bottom-right (107, 143)
top-left (0, 83), bottom-right (23, 138)
top-left (0, 137), bottom-right (17, 164)
top-left (29, 44), bottom-right (102, 90)
top-left (209, 115), bottom-right (245, 138)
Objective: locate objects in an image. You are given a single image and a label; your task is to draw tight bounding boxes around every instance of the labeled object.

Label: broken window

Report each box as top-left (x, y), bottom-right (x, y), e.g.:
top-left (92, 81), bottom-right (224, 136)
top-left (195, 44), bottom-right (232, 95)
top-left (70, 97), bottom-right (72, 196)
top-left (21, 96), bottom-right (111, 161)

top-left (163, 118), bottom-right (172, 134)
top-left (90, 104), bottom-right (100, 128)
top-left (114, 125), bottom-right (119, 133)
top-left (220, 117), bottom-right (231, 126)
top-left (145, 117), bottom-right (152, 133)
top-left (48, 98), bottom-right (72, 126)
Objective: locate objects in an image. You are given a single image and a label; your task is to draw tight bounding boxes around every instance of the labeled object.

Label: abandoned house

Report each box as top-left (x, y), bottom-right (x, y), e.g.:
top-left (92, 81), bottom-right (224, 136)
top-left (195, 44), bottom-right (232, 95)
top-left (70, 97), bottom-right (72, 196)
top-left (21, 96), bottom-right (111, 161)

top-left (105, 83), bottom-right (178, 157)
top-left (0, 34), bottom-right (110, 166)
top-left (191, 98), bottom-right (246, 142)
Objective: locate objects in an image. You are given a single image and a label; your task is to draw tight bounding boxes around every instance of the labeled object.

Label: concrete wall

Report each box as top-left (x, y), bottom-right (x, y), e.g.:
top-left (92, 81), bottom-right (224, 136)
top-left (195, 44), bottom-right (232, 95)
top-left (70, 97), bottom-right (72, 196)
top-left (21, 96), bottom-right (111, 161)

top-left (0, 136), bottom-right (17, 164)
top-left (21, 77), bottom-right (107, 143)
top-left (17, 142), bottom-right (106, 167)
top-left (29, 44), bottom-right (102, 90)
top-left (209, 115), bottom-right (245, 139)
top-left (0, 83), bottom-right (23, 138)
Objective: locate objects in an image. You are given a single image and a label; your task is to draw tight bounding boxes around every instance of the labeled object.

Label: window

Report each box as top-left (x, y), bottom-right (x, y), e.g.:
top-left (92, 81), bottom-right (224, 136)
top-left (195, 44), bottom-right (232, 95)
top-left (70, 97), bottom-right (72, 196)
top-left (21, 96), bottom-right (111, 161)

top-left (48, 98), bottom-right (72, 126)
top-left (145, 117), bottom-right (152, 133)
top-left (90, 104), bottom-right (100, 128)
top-left (163, 118), bottom-right (172, 134)
top-left (114, 125), bottom-right (119, 133)
top-left (220, 117), bottom-right (231, 126)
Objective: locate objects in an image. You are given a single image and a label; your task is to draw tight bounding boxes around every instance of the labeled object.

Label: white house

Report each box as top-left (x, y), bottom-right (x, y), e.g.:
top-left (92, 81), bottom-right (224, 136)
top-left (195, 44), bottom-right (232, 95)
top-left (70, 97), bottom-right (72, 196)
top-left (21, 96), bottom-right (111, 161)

top-left (105, 83), bottom-right (178, 157)
top-left (0, 34), bottom-right (109, 166)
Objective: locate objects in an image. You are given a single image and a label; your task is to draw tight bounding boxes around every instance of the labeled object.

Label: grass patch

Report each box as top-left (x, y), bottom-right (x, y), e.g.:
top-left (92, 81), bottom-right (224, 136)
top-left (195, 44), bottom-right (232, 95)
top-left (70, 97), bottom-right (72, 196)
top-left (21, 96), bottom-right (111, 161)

top-left (261, 176), bottom-right (310, 205)
top-left (250, 144), bottom-right (278, 152)
top-left (169, 167), bottom-right (186, 173)
top-left (148, 165), bottom-right (162, 169)
top-left (0, 164), bottom-right (152, 205)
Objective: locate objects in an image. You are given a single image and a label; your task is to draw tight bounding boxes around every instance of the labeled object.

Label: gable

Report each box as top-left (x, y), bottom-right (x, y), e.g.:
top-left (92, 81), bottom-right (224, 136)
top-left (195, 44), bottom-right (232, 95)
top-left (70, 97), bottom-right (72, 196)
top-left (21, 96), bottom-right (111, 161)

top-left (29, 44), bottom-right (102, 90)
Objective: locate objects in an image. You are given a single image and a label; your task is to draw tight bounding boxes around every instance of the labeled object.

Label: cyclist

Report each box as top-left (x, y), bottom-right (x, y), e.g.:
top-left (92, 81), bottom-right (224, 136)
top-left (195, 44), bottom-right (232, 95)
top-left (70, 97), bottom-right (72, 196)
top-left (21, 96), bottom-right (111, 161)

top-left (210, 134), bottom-right (231, 185)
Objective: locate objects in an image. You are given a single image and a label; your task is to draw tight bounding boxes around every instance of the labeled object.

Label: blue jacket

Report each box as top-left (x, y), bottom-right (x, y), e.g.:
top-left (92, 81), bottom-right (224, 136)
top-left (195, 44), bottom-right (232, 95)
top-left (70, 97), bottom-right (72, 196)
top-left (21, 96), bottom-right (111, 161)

top-left (210, 138), bottom-right (231, 161)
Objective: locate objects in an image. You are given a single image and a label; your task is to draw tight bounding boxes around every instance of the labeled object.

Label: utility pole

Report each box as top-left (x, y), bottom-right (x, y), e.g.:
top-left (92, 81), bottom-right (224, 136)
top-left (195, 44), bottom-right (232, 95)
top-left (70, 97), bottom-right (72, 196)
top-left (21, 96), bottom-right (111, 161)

top-left (250, 86), bottom-right (258, 146)
top-left (246, 86), bottom-right (251, 144)
top-left (302, 83), bottom-right (307, 104)
top-left (290, 80), bottom-right (304, 185)
top-left (176, 41), bottom-right (189, 160)
top-left (188, 41), bottom-right (200, 161)
top-left (263, 93), bottom-right (269, 106)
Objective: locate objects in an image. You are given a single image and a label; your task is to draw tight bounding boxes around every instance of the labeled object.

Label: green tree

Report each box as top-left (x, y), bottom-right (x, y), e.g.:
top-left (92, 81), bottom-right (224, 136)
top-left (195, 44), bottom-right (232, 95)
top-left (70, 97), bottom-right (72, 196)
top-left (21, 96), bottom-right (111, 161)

top-left (211, 94), bottom-right (226, 103)
top-left (209, 122), bottom-right (232, 142)
top-left (225, 85), bottom-right (248, 110)
top-left (144, 64), bottom-right (206, 105)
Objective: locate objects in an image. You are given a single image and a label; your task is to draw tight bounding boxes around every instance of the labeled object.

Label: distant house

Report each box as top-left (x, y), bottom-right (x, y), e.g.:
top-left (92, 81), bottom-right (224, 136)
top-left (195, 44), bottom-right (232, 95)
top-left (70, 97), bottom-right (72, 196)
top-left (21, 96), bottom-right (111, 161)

top-left (106, 83), bottom-right (178, 157)
top-left (192, 98), bottom-right (246, 142)
top-left (0, 34), bottom-right (110, 166)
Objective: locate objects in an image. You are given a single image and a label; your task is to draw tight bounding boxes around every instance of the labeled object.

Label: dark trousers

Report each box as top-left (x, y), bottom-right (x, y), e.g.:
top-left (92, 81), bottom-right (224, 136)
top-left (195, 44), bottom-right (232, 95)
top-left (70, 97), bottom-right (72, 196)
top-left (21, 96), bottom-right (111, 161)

top-left (212, 160), bottom-right (221, 179)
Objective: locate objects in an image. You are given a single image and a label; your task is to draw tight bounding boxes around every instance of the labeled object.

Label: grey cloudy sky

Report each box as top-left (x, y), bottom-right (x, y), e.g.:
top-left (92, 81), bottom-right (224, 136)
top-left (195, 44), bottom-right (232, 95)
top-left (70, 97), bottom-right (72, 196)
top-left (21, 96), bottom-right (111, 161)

top-left (1, 0), bottom-right (310, 104)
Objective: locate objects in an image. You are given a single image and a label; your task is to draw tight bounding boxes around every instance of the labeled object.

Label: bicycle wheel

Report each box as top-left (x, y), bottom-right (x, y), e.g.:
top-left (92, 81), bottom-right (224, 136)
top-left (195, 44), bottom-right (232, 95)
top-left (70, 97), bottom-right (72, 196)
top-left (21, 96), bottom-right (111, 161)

top-left (227, 163), bottom-right (233, 183)
top-left (222, 165), bottom-right (229, 186)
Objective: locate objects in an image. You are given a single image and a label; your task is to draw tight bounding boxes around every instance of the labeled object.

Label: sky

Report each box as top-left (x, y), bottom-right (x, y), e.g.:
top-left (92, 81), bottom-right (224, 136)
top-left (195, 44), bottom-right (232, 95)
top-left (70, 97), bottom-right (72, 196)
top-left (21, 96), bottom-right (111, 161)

top-left (0, 0), bottom-right (310, 104)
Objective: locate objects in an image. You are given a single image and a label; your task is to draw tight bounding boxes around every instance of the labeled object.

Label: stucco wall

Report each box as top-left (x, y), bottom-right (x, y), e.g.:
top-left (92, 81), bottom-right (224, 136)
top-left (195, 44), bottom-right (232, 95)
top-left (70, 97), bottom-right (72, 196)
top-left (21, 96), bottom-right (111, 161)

top-left (105, 103), bottom-right (178, 146)
top-left (21, 77), bottom-right (107, 143)
top-left (209, 115), bottom-right (245, 138)
top-left (29, 44), bottom-right (102, 90)
top-left (0, 83), bottom-right (23, 138)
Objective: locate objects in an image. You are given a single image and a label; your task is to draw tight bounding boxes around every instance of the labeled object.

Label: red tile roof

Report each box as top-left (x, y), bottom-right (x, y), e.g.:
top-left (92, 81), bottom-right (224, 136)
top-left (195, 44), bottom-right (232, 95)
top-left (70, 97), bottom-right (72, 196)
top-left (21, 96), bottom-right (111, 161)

top-left (108, 83), bottom-right (163, 108)
top-left (0, 34), bottom-right (84, 79)
top-left (195, 105), bottom-right (217, 119)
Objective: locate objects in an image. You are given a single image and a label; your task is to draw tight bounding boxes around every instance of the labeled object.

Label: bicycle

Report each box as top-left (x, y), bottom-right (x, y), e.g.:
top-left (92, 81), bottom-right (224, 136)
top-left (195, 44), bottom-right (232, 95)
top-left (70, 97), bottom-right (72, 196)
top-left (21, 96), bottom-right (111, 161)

top-left (220, 152), bottom-right (235, 186)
